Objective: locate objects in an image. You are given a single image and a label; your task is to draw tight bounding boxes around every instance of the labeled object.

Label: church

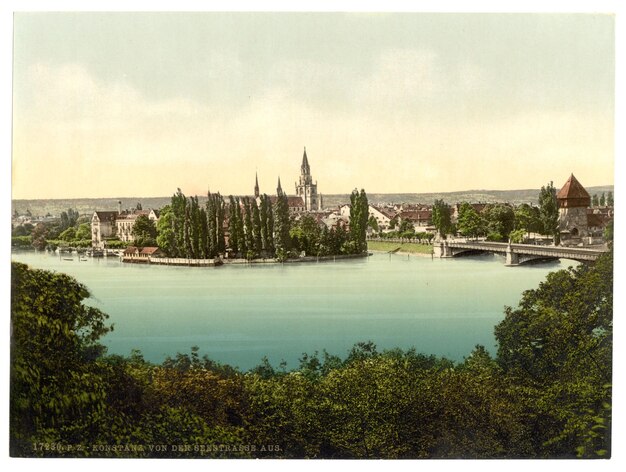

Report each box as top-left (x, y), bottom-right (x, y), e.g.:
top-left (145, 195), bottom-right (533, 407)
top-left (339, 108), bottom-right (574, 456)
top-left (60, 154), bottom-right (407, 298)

top-left (255, 147), bottom-right (323, 213)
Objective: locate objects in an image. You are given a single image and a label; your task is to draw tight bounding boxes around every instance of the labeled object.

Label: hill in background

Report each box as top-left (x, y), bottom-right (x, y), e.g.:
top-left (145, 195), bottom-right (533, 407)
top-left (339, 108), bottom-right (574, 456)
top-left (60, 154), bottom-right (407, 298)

top-left (12, 185), bottom-right (614, 218)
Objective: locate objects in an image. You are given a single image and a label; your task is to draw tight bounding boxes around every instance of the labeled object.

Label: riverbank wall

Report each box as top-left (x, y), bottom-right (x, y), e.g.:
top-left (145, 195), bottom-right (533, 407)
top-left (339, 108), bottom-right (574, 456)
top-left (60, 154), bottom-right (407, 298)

top-left (121, 252), bottom-right (370, 267)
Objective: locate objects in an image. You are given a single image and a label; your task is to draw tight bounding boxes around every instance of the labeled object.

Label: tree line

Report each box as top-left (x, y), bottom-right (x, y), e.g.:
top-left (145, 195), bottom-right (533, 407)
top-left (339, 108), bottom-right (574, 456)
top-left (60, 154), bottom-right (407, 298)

top-left (11, 208), bottom-right (92, 250)
top-left (10, 248), bottom-right (612, 458)
top-left (432, 181), bottom-right (569, 243)
top-left (150, 188), bottom-right (369, 260)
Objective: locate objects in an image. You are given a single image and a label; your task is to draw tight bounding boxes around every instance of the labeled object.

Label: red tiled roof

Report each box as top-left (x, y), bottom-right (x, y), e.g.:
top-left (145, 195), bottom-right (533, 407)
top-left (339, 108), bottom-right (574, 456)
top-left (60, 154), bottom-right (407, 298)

top-left (399, 210), bottom-right (432, 221)
top-left (124, 246), bottom-right (139, 255)
top-left (557, 174), bottom-right (591, 208)
top-left (140, 247), bottom-right (161, 255)
top-left (267, 195), bottom-right (305, 208)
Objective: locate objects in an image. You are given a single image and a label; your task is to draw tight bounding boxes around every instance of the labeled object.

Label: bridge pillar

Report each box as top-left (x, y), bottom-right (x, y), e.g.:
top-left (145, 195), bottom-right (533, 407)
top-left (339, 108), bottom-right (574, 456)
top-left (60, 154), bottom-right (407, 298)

top-left (433, 240), bottom-right (453, 258)
top-left (505, 243), bottom-right (519, 266)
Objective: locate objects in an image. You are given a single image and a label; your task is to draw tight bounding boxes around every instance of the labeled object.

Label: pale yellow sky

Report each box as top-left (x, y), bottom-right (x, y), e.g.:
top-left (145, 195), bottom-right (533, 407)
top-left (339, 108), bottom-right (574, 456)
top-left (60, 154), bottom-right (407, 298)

top-left (11, 12), bottom-right (614, 199)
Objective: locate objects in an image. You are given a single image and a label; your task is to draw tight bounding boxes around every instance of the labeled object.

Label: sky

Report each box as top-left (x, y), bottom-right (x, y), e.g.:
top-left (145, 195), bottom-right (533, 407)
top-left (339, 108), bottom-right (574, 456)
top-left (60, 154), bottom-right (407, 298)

top-left (11, 11), bottom-right (615, 199)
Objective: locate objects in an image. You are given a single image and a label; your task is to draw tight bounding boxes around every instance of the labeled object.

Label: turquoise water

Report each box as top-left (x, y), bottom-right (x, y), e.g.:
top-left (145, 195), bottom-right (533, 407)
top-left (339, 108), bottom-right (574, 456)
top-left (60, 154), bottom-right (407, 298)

top-left (11, 250), bottom-right (576, 370)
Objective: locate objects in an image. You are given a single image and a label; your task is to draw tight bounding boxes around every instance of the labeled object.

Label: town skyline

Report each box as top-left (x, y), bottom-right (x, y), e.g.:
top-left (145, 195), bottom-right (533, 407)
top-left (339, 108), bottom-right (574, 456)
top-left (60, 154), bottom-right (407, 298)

top-left (11, 12), bottom-right (614, 199)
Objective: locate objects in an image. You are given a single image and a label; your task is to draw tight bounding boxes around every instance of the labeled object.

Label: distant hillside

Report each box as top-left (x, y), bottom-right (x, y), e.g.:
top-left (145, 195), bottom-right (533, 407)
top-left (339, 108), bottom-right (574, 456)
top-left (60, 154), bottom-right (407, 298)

top-left (12, 185), bottom-right (614, 218)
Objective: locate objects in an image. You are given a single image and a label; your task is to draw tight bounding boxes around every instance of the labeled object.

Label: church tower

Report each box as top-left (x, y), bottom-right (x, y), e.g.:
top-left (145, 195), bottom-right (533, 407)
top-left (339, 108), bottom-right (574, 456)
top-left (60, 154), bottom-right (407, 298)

top-left (277, 176), bottom-right (283, 196)
top-left (295, 147), bottom-right (320, 211)
top-left (254, 172), bottom-right (260, 198)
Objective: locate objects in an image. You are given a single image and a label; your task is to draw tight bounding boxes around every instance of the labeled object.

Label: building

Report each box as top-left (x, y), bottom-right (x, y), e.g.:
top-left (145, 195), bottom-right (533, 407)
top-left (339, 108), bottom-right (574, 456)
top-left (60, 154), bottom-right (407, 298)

top-left (91, 211), bottom-right (118, 248)
top-left (254, 147), bottom-right (324, 213)
top-left (368, 205), bottom-right (396, 231)
top-left (556, 173), bottom-right (613, 246)
top-left (116, 208), bottom-right (160, 242)
top-left (557, 173), bottom-right (591, 243)
top-left (295, 147), bottom-right (322, 212)
top-left (91, 203), bottom-right (160, 248)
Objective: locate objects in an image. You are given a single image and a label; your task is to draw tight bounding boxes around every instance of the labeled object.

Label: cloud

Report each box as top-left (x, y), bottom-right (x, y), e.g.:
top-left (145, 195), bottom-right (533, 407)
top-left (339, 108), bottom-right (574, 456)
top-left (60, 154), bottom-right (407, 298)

top-left (354, 49), bottom-right (441, 105)
top-left (12, 62), bottom-right (613, 199)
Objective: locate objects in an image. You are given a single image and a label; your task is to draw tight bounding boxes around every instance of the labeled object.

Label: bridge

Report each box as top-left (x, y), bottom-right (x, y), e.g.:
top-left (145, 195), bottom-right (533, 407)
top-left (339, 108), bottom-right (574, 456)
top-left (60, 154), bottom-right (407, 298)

top-left (433, 239), bottom-right (607, 266)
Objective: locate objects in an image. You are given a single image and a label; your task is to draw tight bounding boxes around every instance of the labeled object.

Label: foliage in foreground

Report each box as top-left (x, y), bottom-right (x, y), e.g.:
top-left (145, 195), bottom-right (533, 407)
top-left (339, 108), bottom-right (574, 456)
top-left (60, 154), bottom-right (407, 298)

top-left (10, 252), bottom-right (612, 458)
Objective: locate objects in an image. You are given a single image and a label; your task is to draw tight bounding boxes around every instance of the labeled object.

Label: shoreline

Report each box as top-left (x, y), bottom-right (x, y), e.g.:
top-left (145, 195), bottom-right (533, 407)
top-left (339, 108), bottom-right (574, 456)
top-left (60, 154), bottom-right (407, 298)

top-left (368, 249), bottom-right (433, 258)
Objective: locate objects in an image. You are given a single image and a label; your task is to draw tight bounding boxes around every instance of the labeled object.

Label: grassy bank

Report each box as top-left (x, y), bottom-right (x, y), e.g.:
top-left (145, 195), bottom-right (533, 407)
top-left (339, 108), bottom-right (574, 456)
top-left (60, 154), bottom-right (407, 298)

top-left (367, 240), bottom-right (433, 255)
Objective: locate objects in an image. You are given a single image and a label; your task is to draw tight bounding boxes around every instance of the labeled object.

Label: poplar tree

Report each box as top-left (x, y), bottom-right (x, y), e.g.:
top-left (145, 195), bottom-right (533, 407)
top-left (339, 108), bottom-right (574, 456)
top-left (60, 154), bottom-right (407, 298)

top-left (273, 193), bottom-right (291, 260)
top-left (348, 189), bottom-right (369, 253)
top-left (236, 198), bottom-right (247, 256)
top-left (259, 195), bottom-right (269, 254)
top-left (607, 191), bottom-right (614, 207)
top-left (183, 205), bottom-right (193, 258)
top-left (228, 196), bottom-right (240, 255)
top-left (432, 199), bottom-right (453, 239)
top-left (252, 199), bottom-right (263, 256)
top-left (156, 205), bottom-right (176, 256)
top-left (599, 192), bottom-right (606, 207)
top-left (171, 188), bottom-right (187, 257)
top-left (243, 197), bottom-right (254, 258)
top-left (539, 181), bottom-right (560, 244)
top-left (265, 196), bottom-right (275, 256)
top-left (189, 196), bottom-right (200, 258)
top-left (199, 207), bottom-right (208, 259)
top-left (206, 192), bottom-right (216, 257)
top-left (215, 193), bottom-right (226, 255)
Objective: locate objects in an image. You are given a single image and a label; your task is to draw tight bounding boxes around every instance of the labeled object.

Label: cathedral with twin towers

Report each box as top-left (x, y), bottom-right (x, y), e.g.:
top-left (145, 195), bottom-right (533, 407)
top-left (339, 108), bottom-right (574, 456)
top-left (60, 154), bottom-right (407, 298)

top-left (254, 147), bottom-right (323, 212)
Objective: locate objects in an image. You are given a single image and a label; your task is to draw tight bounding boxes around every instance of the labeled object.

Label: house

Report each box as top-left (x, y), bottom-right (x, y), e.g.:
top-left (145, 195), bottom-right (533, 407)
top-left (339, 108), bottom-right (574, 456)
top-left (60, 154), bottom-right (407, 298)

top-left (91, 211), bottom-right (119, 248)
top-left (91, 203), bottom-right (160, 249)
top-left (368, 205), bottom-right (396, 231)
top-left (397, 209), bottom-right (432, 230)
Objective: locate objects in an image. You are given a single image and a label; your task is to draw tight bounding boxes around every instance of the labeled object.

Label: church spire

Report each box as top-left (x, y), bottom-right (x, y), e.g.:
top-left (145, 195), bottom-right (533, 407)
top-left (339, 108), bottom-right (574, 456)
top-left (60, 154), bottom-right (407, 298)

top-left (254, 172), bottom-right (260, 198)
top-left (277, 176), bottom-right (283, 196)
top-left (301, 146), bottom-right (310, 175)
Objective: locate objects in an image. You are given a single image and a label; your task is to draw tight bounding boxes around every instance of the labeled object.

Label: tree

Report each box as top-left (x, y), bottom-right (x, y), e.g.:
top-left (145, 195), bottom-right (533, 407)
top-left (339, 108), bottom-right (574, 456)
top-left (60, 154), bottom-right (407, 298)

top-left (514, 203), bottom-right (542, 237)
top-left (599, 192), bottom-right (606, 207)
top-left (482, 204), bottom-right (515, 242)
top-left (189, 196), bottom-right (201, 258)
top-left (592, 194), bottom-right (599, 207)
top-left (432, 200), bottom-right (453, 238)
top-left (132, 215), bottom-right (157, 246)
top-left (235, 198), bottom-right (247, 256)
top-left (251, 199), bottom-right (263, 255)
top-left (60, 208), bottom-right (80, 231)
top-left (457, 203), bottom-right (484, 239)
top-left (31, 223), bottom-right (47, 250)
top-left (228, 196), bottom-right (240, 255)
top-left (171, 189), bottom-right (187, 257)
top-left (291, 214), bottom-right (322, 256)
top-left (273, 193), bottom-right (291, 260)
top-left (75, 223), bottom-right (91, 240)
top-left (538, 182), bottom-right (560, 245)
top-left (495, 251), bottom-right (613, 456)
top-left (156, 206), bottom-right (176, 256)
top-left (59, 226), bottom-right (77, 242)
top-left (259, 194), bottom-right (274, 256)
top-left (349, 189), bottom-right (369, 253)
top-left (242, 198), bottom-right (255, 258)
top-left (11, 263), bottom-right (113, 455)
top-left (606, 191), bottom-right (613, 207)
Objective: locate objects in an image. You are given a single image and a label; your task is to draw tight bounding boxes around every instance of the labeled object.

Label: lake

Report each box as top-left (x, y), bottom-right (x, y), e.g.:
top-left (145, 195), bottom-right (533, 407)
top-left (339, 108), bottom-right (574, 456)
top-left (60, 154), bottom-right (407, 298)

top-left (11, 250), bottom-right (576, 370)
